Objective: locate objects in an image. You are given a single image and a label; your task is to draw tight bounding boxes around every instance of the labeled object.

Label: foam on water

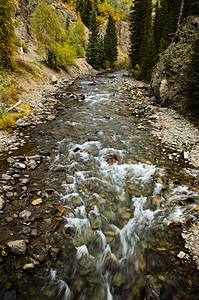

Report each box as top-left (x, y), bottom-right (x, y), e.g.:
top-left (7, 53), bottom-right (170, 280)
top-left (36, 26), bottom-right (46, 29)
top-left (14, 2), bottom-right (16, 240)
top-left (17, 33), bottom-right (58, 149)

top-left (120, 196), bottom-right (157, 257)
top-left (64, 218), bottom-right (90, 235)
top-left (76, 245), bottom-right (90, 260)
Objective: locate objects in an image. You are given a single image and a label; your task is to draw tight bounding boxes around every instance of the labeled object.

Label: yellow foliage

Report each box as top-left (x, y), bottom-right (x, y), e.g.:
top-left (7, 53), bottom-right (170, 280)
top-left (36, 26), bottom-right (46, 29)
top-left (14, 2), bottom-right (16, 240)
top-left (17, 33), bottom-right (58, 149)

top-left (0, 84), bottom-right (20, 105)
top-left (0, 102), bottom-right (32, 130)
top-left (0, 113), bottom-right (18, 129)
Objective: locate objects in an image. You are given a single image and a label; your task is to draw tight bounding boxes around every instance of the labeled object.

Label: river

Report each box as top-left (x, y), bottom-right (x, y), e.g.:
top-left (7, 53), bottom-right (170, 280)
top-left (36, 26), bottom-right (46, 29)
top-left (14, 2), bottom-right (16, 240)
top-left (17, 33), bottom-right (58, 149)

top-left (0, 72), bottom-right (198, 300)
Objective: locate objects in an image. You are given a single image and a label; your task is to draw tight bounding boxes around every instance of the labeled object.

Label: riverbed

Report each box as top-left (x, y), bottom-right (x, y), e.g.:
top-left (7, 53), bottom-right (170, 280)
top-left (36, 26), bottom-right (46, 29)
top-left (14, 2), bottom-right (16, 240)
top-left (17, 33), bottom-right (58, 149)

top-left (0, 72), bottom-right (198, 300)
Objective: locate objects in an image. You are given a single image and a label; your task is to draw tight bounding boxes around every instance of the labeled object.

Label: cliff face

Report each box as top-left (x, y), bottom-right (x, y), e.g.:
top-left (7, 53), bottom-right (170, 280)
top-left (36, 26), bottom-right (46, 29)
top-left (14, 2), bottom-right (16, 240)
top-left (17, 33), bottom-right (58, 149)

top-left (151, 16), bottom-right (199, 112)
top-left (15, 0), bottom-right (78, 41)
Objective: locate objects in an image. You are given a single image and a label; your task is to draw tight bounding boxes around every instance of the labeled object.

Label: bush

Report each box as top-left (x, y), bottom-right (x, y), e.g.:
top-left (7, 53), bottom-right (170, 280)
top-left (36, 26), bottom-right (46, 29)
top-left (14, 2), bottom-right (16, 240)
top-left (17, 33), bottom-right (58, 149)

top-left (185, 38), bottom-right (199, 110)
top-left (47, 43), bottom-right (76, 69)
top-left (0, 84), bottom-right (20, 105)
top-left (0, 102), bottom-right (32, 130)
top-left (32, 0), bottom-right (65, 49)
top-left (132, 64), bottom-right (143, 80)
top-left (0, 0), bottom-right (16, 70)
top-left (32, 1), bottom-right (78, 69)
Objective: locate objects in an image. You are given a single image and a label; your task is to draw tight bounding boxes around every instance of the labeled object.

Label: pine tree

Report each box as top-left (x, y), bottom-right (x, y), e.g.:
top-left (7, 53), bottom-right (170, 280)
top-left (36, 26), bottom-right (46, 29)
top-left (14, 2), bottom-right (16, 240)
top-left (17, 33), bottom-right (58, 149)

top-left (129, 0), bottom-right (154, 80)
top-left (157, 0), bottom-right (181, 51)
top-left (76, 0), bottom-right (93, 27)
top-left (153, 0), bottom-right (163, 55)
top-left (104, 14), bottom-right (118, 67)
top-left (183, 0), bottom-right (199, 17)
top-left (0, 0), bottom-right (15, 69)
top-left (185, 38), bottom-right (199, 109)
top-left (86, 10), bottom-right (103, 69)
top-left (129, 0), bottom-right (146, 68)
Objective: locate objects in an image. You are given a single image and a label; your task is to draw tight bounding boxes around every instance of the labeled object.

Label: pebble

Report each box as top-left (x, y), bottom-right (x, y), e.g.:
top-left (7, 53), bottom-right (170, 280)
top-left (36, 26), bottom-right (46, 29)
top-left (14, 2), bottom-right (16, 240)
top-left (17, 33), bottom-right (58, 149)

top-left (7, 240), bottom-right (27, 255)
top-left (0, 196), bottom-right (5, 210)
top-left (177, 251), bottom-right (186, 259)
top-left (2, 174), bottom-right (12, 181)
top-left (19, 210), bottom-right (32, 220)
top-left (23, 263), bottom-right (35, 271)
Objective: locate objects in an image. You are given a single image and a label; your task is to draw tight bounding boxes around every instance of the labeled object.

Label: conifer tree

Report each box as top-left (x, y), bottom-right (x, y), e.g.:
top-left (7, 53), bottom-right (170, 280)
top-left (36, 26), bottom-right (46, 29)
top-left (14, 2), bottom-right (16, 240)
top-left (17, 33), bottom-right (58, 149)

top-left (86, 10), bottom-right (103, 69)
top-left (104, 14), bottom-right (118, 67)
top-left (183, 0), bottom-right (199, 17)
top-left (129, 0), bottom-right (154, 80)
top-left (185, 38), bottom-right (199, 109)
top-left (76, 0), bottom-right (93, 27)
top-left (129, 0), bottom-right (146, 68)
top-left (0, 0), bottom-right (15, 69)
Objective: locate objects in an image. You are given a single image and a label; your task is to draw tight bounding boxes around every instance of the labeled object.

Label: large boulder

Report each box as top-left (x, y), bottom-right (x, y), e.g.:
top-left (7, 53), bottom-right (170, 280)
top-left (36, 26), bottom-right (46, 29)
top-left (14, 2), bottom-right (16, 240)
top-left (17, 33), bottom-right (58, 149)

top-left (151, 16), bottom-right (199, 111)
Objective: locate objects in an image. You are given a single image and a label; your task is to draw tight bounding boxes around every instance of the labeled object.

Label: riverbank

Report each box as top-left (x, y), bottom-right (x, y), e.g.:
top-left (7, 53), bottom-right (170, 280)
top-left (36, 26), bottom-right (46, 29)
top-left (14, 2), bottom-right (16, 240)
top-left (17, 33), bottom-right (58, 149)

top-left (120, 76), bottom-right (199, 270)
top-left (0, 58), bottom-right (96, 155)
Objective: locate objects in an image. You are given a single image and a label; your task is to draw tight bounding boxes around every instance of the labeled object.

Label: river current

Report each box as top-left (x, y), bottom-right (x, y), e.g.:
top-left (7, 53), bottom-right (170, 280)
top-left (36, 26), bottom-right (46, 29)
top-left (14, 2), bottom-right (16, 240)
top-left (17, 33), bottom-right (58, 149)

top-left (2, 72), bottom-right (199, 299)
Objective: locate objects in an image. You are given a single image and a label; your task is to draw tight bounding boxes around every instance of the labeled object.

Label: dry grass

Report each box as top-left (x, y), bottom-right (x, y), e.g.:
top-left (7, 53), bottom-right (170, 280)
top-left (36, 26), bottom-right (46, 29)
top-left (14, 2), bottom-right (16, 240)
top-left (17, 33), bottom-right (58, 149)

top-left (0, 102), bottom-right (32, 130)
top-left (0, 84), bottom-right (20, 105)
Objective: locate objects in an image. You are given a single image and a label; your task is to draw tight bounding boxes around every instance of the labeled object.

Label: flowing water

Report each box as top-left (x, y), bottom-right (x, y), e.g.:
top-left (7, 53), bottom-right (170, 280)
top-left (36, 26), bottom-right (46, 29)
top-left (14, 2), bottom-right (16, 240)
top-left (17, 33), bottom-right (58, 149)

top-left (1, 72), bottom-right (199, 299)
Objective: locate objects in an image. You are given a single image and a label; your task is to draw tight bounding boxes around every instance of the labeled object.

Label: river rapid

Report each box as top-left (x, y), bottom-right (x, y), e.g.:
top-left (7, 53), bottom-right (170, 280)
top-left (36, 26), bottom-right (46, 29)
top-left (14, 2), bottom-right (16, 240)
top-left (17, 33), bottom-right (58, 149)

top-left (0, 72), bottom-right (198, 300)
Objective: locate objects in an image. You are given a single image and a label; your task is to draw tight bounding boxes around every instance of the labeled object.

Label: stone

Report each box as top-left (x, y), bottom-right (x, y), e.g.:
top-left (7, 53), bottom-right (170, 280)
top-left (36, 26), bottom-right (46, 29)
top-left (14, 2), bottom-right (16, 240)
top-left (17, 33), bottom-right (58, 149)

top-left (19, 210), bottom-right (32, 221)
top-left (184, 151), bottom-right (189, 160)
top-left (29, 160), bottom-right (37, 170)
top-left (32, 198), bottom-right (43, 206)
top-left (2, 174), bottom-right (11, 181)
top-left (20, 178), bottom-right (30, 185)
top-left (23, 263), bottom-right (35, 271)
top-left (177, 251), bottom-right (186, 259)
top-left (0, 196), bottom-right (5, 210)
top-left (50, 75), bottom-right (58, 84)
top-left (16, 163), bottom-right (26, 169)
top-left (6, 192), bottom-right (14, 199)
top-left (7, 240), bottom-right (26, 255)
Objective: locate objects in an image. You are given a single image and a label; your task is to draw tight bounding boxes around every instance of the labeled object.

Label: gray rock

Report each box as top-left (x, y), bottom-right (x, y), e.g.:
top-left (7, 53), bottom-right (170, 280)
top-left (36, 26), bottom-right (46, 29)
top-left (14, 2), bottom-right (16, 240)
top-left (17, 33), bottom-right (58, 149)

top-left (19, 210), bottom-right (32, 221)
top-left (177, 251), bottom-right (186, 259)
top-left (50, 75), bottom-right (58, 84)
top-left (7, 240), bottom-right (26, 255)
top-left (0, 196), bottom-right (5, 210)
top-left (2, 174), bottom-right (11, 181)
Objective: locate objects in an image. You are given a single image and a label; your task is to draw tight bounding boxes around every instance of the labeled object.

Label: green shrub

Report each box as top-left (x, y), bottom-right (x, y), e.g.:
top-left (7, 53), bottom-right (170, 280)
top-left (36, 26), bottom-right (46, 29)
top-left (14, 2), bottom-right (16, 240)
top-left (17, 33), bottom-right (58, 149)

top-left (0, 84), bottom-right (20, 105)
top-left (32, 0), bottom-right (78, 69)
top-left (133, 64), bottom-right (143, 80)
top-left (47, 43), bottom-right (76, 69)
top-left (164, 54), bottom-right (173, 73)
top-left (0, 0), bottom-right (16, 70)
top-left (32, 0), bottom-right (65, 49)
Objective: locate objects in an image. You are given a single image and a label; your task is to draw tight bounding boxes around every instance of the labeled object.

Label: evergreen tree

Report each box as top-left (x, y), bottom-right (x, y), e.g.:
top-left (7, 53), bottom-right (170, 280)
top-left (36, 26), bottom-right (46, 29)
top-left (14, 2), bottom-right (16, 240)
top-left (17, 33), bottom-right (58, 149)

top-left (183, 0), bottom-right (199, 17)
top-left (156, 0), bottom-right (181, 52)
top-left (185, 38), bottom-right (199, 109)
top-left (0, 0), bottom-right (15, 69)
top-left (104, 14), bottom-right (118, 67)
top-left (76, 0), bottom-right (93, 27)
top-left (86, 10), bottom-right (103, 69)
top-left (129, 0), bottom-right (146, 68)
top-left (153, 1), bottom-right (163, 55)
top-left (129, 0), bottom-right (154, 80)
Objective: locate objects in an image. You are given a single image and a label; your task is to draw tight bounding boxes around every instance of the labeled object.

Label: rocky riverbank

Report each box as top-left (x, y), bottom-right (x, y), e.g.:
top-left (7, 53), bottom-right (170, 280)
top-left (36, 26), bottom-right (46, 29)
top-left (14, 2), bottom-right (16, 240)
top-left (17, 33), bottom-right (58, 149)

top-left (119, 76), bottom-right (199, 270)
top-left (0, 59), bottom-right (96, 156)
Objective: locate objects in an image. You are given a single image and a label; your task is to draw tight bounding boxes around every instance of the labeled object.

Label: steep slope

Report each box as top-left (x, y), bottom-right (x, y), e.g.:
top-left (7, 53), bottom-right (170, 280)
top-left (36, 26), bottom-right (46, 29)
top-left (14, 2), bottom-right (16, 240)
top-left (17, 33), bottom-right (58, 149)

top-left (151, 16), bottom-right (199, 112)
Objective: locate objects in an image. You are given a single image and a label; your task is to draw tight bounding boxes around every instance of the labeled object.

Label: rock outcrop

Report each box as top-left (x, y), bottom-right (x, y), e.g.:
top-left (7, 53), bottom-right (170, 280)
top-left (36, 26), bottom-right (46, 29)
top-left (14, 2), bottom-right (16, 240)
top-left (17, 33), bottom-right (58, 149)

top-left (151, 16), bottom-right (199, 112)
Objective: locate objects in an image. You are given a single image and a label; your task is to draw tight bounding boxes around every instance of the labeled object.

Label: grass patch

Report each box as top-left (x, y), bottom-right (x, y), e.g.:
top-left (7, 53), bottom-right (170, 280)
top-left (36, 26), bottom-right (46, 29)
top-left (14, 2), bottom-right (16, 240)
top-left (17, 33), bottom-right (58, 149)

top-left (0, 83), bottom-right (20, 105)
top-left (0, 102), bottom-right (32, 130)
